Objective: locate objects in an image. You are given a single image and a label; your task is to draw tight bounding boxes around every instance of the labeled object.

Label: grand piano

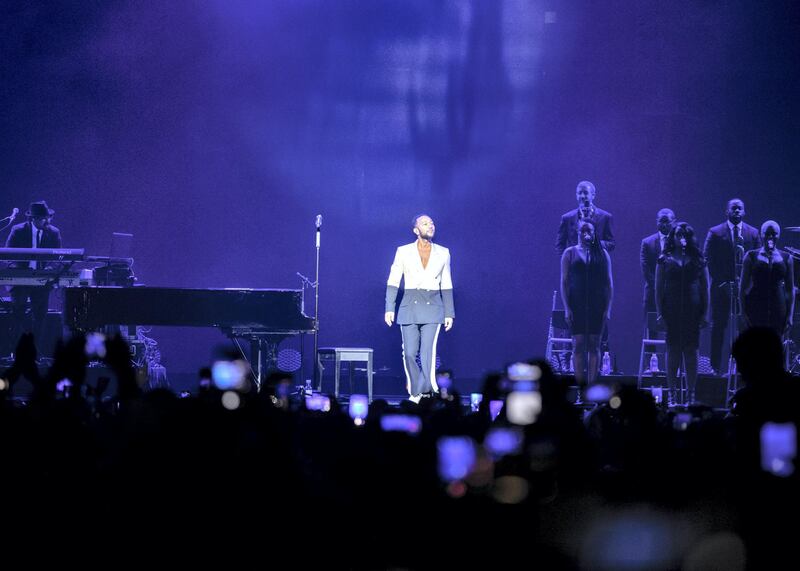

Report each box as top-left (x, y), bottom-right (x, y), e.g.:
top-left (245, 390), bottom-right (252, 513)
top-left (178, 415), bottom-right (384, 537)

top-left (65, 286), bottom-right (314, 332)
top-left (64, 286), bottom-right (317, 385)
top-left (2, 246), bottom-right (316, 384)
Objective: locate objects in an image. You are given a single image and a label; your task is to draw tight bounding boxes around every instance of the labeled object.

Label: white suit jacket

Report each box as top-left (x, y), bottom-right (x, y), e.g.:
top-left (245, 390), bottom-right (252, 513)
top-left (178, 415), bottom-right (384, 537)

top-left (385, 242), bottom-right (454, 325)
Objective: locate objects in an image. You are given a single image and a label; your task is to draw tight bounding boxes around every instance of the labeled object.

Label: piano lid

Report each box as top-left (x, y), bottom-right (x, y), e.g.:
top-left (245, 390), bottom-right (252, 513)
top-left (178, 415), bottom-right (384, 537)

top-left (64, 286), bottom-right (316, 332)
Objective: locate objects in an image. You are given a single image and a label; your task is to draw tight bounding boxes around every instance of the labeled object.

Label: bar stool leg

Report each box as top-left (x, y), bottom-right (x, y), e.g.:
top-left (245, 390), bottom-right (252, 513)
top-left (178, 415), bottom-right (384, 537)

top-left (367, 352), bottom-right (373, 403)
top-left (334, 352), bottom-right (341, 399)
top-left (349, 361), bottom-right (354, 396)
top-left (316, 352), bottom-right (324, 392)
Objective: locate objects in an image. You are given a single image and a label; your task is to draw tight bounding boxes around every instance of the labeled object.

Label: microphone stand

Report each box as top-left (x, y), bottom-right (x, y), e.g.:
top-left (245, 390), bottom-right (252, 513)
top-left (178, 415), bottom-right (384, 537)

top-left (726, 241), bottom-right (744, 397)
top-left (781, 246), bottom-right (800, 373)
top-left (0, 211), bottom-right (19, 234)
top-left (313, 216), bottom-right (321, 390)
top-left (575, 214), bottom-right (594, 401)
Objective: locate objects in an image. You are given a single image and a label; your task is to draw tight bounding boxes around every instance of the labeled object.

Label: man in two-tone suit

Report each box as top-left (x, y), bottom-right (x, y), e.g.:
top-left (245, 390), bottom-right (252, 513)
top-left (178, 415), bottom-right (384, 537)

top-left (640, 208), bottom-right (676, 315)
top-left (556, 180), bottom-right (615, 256)
top-left (4, 200), bottom-right (62, 353)
top-left (385, 214), bottom-right (454, 403)
top-left (703, 198), bottom-right (761, 373)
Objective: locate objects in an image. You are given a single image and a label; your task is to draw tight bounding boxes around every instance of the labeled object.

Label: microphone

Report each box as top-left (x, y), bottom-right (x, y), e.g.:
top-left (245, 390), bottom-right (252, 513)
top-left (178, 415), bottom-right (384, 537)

top-left (315, 214), bottom-right (322, 229)
top-left (784, 246), bottom-right (800, 260)
top-left (680, 237), bottom-right (687, 248)
top-left (735, 243), bottom-right (745, 264)
top-left (11, 207), bottom-right (18, 220)
top-left (767, 238), bottom-right (775, 251)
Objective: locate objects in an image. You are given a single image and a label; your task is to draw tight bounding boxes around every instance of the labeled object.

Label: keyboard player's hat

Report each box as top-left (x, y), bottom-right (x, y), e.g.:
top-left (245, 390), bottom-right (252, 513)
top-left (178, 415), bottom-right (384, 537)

top-left (25, 200), bottom-right (55, 218)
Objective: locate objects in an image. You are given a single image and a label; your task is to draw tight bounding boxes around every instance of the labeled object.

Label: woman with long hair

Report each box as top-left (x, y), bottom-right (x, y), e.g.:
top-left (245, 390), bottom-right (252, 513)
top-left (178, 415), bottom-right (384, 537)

top-left (655, 222), bottom-right (710, 405)
top-left (560, 221), bottom-right (613, 389)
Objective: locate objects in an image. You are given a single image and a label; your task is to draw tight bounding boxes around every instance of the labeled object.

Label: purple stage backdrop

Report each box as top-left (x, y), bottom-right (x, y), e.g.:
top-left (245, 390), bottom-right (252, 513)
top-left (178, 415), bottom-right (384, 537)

top-left (2, 1), bottom-right (799, 389)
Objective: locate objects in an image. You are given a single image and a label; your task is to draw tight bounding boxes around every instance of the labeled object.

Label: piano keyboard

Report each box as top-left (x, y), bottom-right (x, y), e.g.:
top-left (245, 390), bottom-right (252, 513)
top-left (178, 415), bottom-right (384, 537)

top-left (0, 269), bottom-right (90, 288)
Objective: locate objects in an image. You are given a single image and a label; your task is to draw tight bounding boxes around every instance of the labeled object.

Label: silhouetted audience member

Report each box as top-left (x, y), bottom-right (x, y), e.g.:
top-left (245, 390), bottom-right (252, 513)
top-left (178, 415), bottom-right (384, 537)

top-left (3, 333), bottom-right (43, 393)
top-left (729, 326), bottom-right (799, 423)
top-left (727, 327), bottom-right (800, 569)
top-left (585, 384), bottom-right (668, 495)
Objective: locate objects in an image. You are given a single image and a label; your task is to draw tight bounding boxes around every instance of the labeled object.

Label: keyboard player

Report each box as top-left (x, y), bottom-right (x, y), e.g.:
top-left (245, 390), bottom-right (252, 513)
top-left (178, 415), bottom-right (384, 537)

top-left (3, 200), bottom-right (62, 354)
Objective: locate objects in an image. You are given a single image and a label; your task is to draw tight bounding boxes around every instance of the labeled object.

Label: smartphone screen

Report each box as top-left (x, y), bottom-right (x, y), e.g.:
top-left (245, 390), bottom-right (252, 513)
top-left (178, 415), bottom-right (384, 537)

top-left (380, 414), bottom-right (422, 434)
top-left (507, 362), bottom-right (541, 382)
top-left (305, 394), bottom-right (331, 412)
top-left (211, 359), bottom-right (248, 391)
top-left (84, 332), bottom-right (107, 359)
top-left (673, 412), bottom-right (692, 431)
top-left (489, 400), bottom-right (504, 421)
top-left (585, 384), bottom-right (612, 403)
top-left (484, 427), bottom-right (523, 458)
top-left (761, 422), bottom-right (797, 477)
top-left (437, 436), bottom-right (476, 482)
top-left (348, 394), bottom-right (369, 420)
top-left (506, 390), bottom-right (542, 425)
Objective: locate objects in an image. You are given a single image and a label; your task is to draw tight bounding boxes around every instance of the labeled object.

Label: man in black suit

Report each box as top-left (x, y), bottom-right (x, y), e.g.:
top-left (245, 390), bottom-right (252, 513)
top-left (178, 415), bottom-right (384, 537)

top-left (703, 198), bottom-right (760, 373)
top-left (556, 180), bottom-right (615, 255)
top-left (640, 208), bottom-right (676, 315)
top-left (4, 200), bottom-right (62, 353)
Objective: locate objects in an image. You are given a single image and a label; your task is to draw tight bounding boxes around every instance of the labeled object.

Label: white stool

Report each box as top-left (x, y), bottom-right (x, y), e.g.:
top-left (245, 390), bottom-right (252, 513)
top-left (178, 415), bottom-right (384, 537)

top-left (317, 347), bottom-right (373, 403)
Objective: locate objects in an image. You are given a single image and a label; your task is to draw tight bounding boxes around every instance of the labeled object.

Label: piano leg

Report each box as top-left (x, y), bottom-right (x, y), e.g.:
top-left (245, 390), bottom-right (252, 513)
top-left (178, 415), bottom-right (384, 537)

top-left (316, 351), bottom-right (325, 393)
top-left (250, 338), bottom-right (262, 391)
top-left (248, 335), bottom-right (282, 392)
top-left (299, 332), bottom-right (305, 390)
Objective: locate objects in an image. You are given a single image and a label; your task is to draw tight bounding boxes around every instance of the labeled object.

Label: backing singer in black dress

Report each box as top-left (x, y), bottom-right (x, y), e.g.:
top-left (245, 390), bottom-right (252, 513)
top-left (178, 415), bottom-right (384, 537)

top-left (560, 221), bottom-right (613, 387)
top-left (656, 222), bottom-right (709, 404)
top-left (740, 220), bottom-right (795, 338)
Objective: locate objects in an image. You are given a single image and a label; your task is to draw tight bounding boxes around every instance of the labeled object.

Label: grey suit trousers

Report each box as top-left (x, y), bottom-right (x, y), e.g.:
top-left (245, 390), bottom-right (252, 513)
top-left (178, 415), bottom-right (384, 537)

top-left (400, 323), bottom-right (441, 396)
